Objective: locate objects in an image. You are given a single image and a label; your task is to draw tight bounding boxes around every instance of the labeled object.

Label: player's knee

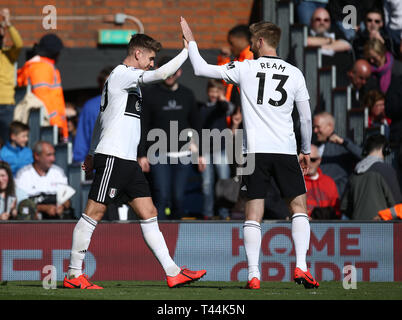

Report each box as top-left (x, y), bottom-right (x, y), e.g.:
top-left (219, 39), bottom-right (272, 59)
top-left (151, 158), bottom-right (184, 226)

top-left (84, 200), bottom-right (106, 222)
top-left (286, 194), bottom-right (308, 215)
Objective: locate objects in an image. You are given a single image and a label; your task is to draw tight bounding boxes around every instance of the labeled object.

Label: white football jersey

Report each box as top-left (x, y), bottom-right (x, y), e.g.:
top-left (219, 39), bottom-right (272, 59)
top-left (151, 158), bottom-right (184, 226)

top-left (94, 64), bottom-right (144, 160)
top-left (219, 57), bottom-right (309, 155)
top-left (15, 164), bottom-right (68, 197)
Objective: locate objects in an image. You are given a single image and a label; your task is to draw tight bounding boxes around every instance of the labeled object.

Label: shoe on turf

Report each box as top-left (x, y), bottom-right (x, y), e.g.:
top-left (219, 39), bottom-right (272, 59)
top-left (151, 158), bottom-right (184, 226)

top-left (63, 274), bottom-right (103, 289)
top-left (167, 267), bottom-right (206, 288)
top-left (245, 277), bottom-right (260, 289)
top-left (294, 267), bottom-right (319, 289)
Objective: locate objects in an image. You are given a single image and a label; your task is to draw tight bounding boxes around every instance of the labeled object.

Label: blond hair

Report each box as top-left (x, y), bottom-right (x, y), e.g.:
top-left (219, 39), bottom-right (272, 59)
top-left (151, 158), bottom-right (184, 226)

top-left (249, 21), bottom-right (281, 49)
top-left (363, 38), bottom-right (386, 59)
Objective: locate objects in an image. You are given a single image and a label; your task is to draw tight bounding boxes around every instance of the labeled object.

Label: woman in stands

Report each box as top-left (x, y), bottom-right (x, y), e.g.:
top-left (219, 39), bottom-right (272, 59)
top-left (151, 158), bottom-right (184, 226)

top-left (364, 89), bottom-right (391, 140)
top-left (363, 38), bottom-right (394, 93)
top-left (0, 161), bottom-right (17, 220)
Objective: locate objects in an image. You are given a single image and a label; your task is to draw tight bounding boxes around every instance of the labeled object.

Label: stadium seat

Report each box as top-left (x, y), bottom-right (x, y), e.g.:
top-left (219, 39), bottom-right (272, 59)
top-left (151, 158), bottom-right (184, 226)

top-left (318, 65), bottom-right (336, 113)
top-left (332, 86), bottom-right (352, 138)
top-left (55, 142), bottom-right (72, 172)
top-left (276, 0), bottom-right (294, 61)
top-left (347, 107), bottom-right (368, 146)
top-left (68, 163), bottom-right (82, 219)
top-left (40, 125), bottom-right (58, 145)
top-left (304, 47), bottom-right (322, 114)
top-left (28, 108), bottom-right (41, 149)
top-left (289, 24), bottom-right (308, 71)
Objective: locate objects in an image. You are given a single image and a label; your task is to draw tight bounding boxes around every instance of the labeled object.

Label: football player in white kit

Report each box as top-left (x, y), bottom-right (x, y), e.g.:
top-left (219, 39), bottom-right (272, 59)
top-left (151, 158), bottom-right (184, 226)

top-left (181, 17), bottom-right (319, 289)
top-left (63, 33), bottom-right (206, 289)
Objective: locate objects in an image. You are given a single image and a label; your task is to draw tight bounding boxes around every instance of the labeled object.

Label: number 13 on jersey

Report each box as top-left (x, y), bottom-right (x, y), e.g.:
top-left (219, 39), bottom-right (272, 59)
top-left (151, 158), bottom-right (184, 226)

top-left (256, 73), bottom-right (289, 107)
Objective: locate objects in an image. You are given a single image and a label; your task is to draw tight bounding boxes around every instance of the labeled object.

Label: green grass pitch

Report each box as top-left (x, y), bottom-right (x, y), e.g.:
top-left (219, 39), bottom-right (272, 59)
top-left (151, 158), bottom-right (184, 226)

top-left (1, 280), bottom-right (402, 300)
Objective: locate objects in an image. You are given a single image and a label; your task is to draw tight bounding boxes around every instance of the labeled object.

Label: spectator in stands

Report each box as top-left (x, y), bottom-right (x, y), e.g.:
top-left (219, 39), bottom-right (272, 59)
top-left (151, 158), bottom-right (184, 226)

top-left (15, 141), bottom-right (73, 219)
top-left (313, 111), bottom-right (362, 197)
top-left (385, 74), bottom-right (402, 144)
top-left (230, 105), bottom-right (242, 134)
top-left (137, 56), bottom-right (203, 220)
top-left (0, 8), bottom-right (23, 144)
top-left (341, 134), bottom-right (402, 220)
top-left (364, 89), bottom-right (391, 139)
top-left (294, 0), bottom-right (328, 26)
top-left (352, 7), bottom-right (396, 60)
top-left (73, 66), bottom-right (114, 163)
top-left (385, 73), bottom-right (402, 189)
top-left (0, 121), bottom-right (33, 176)
top-left (65, 102), bottom-right (78, 144)
top-left (307, 7), bottom-right (352, 56)
top-left (346, 59), bottom-right (378, 108)
top-left (383, 0), bottom-right (402, 59)
top-left (304, 144), bottom-right (340, 219)
top-left (218, 25), bottom-right (253, 108)
top-left (364, 38), bottom-right (394, 93)
top-left (199, 79), bottom-right (234, 220)
top-left (326, 0), bottom-right (380, 42)
top-left (0, 161), bottom-right (17, 220)
top-left (17, 33), bottom-right (69, 142)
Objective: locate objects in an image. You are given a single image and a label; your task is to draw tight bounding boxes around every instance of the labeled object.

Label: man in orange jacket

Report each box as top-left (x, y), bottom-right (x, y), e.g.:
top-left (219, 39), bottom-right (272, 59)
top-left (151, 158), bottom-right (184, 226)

top-left (217, 24), bottom-right (254, 117)
top-left (17, 34), bottom-right (68, 141)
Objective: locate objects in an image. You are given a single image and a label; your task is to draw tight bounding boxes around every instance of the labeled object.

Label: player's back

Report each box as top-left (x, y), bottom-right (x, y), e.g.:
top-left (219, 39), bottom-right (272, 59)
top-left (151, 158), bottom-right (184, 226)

top-left (221, 57), bottom-right (309, 155)
top-left (95, 64), bottom-right (144, 161)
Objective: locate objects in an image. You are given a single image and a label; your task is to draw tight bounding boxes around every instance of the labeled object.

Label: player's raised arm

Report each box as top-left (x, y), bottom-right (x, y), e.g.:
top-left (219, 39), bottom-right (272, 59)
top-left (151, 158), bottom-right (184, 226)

top-left (180, 17), bottom-right (226, 80)
top-left (140, 47), bottom-right (188, 84)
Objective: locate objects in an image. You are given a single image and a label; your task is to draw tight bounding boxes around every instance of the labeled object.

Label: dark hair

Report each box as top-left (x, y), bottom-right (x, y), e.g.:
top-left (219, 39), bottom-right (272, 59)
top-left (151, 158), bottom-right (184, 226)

top-left (362, 134), bottom-right (390, 156)
top-left (365, 7), bottom-right (384, 21)
top-left (363, 90), bottom-right (385, 111)
top-left (127, 34), bottom-right (162, 56)
top-left (97, 65), bottom-right (115, 89)
top-left (0, 161), bottom-right (15, 198)
top-left (228, 25), bottom-right (251, 41)
top-left (207, 79), bottom-right (225, 90)
top-left (9, 121), bottom-right (29, 138)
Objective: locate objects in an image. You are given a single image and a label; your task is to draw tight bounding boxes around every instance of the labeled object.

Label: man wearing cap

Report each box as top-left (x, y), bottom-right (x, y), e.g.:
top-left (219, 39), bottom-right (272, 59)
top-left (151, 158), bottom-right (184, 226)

top-left (17, 33), bottom-right (68, 142)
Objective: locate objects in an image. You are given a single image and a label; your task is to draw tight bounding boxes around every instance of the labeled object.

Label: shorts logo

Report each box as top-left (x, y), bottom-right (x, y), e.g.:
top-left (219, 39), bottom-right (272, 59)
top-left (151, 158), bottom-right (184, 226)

top-left (135, 100), bottom-right (141, 112)
top-left (109, 188), bottom-right (117, 199)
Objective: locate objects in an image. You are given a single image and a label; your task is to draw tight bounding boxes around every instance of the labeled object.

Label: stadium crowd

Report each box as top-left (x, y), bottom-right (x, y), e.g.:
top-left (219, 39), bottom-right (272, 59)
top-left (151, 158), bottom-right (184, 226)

top-left (0, 1), bottom-right (401, 222)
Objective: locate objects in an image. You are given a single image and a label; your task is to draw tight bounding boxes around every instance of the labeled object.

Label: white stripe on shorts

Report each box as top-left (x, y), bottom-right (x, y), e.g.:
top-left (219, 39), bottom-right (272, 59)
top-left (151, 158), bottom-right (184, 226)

top-left (97, 156), bottom-right (115, 202)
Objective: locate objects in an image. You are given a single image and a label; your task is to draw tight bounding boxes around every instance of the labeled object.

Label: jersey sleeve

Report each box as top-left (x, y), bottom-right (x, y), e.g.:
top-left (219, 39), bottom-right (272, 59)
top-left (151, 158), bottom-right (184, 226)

top-left (294, 69), bottom-right (310, 102)
top-left (295, 100), bottom-right (312, 154)
top-left (140, 48), bottom-right (188, 84)
top-left (187, 41), bottom-right (241, 85)
top-left (112, 67), bottom-right (144, 90)
top-left (218, 60), bottom-right (242, 86)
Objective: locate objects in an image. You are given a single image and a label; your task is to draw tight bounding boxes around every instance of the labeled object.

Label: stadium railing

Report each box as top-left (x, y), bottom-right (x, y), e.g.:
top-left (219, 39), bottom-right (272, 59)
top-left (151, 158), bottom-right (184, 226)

top-left (276, 0), bottom-right (294, 61)
top-left (318, 65), bottom-right (336, 113)
top-left (347, 107), bottom-right (368, 146)
top-left (304, 47), bottom-right (322, 114)
top-left (40, 125), bottom-right (58, 146)
top-left (332, 86), bottom-right (352, 138)
top-left (289, 24), bottom-right (308, 72)
top-left (28, 108), bottom-right (41, 149)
